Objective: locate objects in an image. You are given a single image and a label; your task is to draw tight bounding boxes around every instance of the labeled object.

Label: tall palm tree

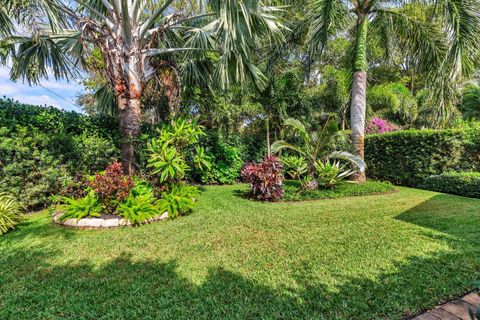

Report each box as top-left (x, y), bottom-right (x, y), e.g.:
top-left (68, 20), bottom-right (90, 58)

top-left (6, 0), bottom-right (285, 175)
top-left (306, 0), bottom-right (480, 181)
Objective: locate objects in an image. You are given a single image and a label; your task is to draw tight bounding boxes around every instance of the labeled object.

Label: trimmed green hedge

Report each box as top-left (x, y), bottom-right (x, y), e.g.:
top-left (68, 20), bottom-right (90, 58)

top-left (421, 172), bottom-right (480, 198)
top-left (365, 129), bottom-right (480, 186)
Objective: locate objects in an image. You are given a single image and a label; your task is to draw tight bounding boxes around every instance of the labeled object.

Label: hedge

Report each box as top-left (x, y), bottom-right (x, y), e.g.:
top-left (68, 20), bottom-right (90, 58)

top-left (0, 99), bottom-right (120, 209)
top-left (421, 172), bottom-right (480, 198)
top-left (365, 129), bottom-right (480, 186)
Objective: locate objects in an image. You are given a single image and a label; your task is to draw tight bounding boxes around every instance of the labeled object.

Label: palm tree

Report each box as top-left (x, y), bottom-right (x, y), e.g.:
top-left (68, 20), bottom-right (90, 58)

top-left (6, 0), bottom-right (285, 175)
top-left (306, 0), bottom-right (480, 181)
top-left (271, 118), bottom-right (366, 176)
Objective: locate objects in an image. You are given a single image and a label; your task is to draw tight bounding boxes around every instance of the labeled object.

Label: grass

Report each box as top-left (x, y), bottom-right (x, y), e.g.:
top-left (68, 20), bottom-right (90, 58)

top-left (283, 180), bottom-right (396, 201)
top-left (1, 185), bottom-right (480, 319)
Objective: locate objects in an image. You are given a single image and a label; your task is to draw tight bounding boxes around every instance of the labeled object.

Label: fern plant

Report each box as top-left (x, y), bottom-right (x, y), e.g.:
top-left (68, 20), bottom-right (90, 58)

top-left (0, 193), bottom-right (23, 235)
top-left (158, 185), bottom-right (199, 219)
top-left (59, 191), bottom-right (102, 221)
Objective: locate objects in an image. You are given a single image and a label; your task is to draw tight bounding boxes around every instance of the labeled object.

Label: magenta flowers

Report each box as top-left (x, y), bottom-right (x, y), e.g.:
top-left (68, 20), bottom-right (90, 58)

top-left (366, 117), bottom-right (400, 134)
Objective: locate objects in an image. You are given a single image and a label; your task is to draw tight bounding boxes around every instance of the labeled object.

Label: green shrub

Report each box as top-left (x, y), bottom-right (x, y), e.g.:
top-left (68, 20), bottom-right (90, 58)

top-left (147, 118), bottom-right (211, 185)
top-left (117, 182), bottom-right (161, 224)
top-left (199, 132), bottom-right (244, 184)
top-left (0, 193), bottom-right (23, 235)
top-left (158, 185), bottom-right (199, 219)
top-left (421, 172), bottom-right (480, 198)
top-left (365, 129), bottom-right (468, 186)
top-left (0, 100), bottom-right (119, 209)
top-left (59, 191), bottom-right (102, 221)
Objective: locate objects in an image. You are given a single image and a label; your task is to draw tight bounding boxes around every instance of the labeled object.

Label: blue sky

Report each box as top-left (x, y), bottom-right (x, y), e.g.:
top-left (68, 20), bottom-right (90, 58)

top-left (0, 65), bottom-right (84, 112)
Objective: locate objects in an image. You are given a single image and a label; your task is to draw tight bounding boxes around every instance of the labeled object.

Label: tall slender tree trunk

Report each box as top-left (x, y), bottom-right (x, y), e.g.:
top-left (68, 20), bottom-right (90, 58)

top-left (350, 14), bottom-right (369, 182)
top-left (118, 97), bottom-right (142, 175)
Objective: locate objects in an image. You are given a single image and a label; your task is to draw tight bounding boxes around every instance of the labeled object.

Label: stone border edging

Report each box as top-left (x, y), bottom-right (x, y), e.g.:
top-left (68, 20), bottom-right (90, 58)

top-left (52, 211), bottom-right (168, 229)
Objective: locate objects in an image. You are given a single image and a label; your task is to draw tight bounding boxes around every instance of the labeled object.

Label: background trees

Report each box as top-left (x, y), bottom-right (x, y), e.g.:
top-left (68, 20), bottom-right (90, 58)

top-left (3, 0), bottom-right (480, 182)
top-left (5, 0), bottom-right (285, 174)
top-left (305, 0), bottom-right (480, 180)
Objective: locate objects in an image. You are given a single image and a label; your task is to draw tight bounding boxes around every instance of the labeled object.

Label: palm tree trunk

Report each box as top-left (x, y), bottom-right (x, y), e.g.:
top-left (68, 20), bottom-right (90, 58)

top-left (350, 15), bottom-right (368, 182)
top-left (118, 97), bottom-right (142, 175)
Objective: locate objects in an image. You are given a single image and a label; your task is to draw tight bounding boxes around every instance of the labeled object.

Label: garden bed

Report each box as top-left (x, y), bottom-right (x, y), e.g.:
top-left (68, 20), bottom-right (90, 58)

top-left (283, 180), bottom-right (396, 202)
top-left (52, 211), bottom-right (168, 229)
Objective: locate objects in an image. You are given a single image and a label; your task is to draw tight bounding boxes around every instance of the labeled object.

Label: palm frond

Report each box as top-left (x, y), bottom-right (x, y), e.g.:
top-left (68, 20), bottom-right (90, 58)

top-left (329, 151), bottom-right (367, 172)
top-left (306, 0), bottom-right (352, 56)
top-left (271, 140), bottom-right (306, 156)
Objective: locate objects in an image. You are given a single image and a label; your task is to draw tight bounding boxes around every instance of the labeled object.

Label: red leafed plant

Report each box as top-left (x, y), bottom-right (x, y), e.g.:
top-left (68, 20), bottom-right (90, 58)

top-left (241, 155), bottom-right (284, 201)
top-left (89, 162), bottom-right (134, 213)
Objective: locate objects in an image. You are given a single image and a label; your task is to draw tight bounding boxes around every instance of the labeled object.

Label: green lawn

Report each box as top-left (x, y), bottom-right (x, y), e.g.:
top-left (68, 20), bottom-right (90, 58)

top-left (283, 180), bottom-right (396, 201)
top-left (1, 185), bottom-right (479, 320)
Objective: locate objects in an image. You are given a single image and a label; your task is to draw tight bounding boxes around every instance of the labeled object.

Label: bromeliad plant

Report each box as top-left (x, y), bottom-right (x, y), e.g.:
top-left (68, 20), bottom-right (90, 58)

top-left (280, 155), bottom-right (308, 180)
top-left (0, 193), bottom-right (23, 235)
top-left (271, 118), bottom-right (366, 188)
top-left (314, 160), bottom-right (355, 189)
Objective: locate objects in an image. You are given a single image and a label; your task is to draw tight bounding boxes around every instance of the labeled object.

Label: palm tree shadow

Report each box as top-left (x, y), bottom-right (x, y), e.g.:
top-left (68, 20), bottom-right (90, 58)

top-left (2, 193), bottom-right (480, 319)
top-left (395, 193), bottom-right (480, 241)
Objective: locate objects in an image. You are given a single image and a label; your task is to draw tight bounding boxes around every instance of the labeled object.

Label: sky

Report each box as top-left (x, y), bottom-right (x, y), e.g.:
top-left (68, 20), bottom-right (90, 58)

top-left (0, 65), bottom-right (84, 112)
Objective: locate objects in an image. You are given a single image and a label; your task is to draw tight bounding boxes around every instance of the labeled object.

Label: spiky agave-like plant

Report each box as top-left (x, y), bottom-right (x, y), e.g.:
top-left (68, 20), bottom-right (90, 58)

top-left (0, 193), bottom-right (23, 235)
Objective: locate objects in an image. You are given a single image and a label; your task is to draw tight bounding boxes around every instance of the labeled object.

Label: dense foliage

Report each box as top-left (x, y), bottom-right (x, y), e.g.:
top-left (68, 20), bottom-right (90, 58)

top-left (241, 156), bottom-right (284, 201)
top-left (365, 129), bottom-right (480, 186)
top-left (0, 100), bottom-right (119, 209)
top-left (421, 172), bottom-right (480, 198)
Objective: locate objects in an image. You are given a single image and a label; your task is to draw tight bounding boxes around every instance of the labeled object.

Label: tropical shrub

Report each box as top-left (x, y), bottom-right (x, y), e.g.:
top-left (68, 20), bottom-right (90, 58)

top-left (158, 185), bottom-right (199, 219)
top-left (460, 84), bottom-right (480, 121)
top-left (241, 156), bottom-right (284, 201)
top-left (117, 184), bottom-right (161, 224)
top-left (314, 160), bottom-right (355, 189)
top-left (421, 172), bottom-right (480, 198)
top-left (0, 193), bottom-right (23, 235)
top-left (365, 117), bottom-right (400, 134)
top-left (147, 144), bottom-right (189, 183)
top-left (271, 118), bottom-right (366, 188)
top-left (281, 155), bottom-right (308, 180)
top-left (60, 174), bottom-right (88, 199)
top-left (147, 118), bottom-right (211, 185)
top-left (89, 162), bottom-right (134, 213)
top-left (198, 132), bottom-right (244, 184)
top-left (59, 191), bottom-right (102, 221)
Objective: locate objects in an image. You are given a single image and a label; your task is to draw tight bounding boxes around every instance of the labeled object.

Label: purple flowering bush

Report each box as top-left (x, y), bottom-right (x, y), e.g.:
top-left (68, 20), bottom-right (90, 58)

top-left (366, 117), bottom-right (400, 134)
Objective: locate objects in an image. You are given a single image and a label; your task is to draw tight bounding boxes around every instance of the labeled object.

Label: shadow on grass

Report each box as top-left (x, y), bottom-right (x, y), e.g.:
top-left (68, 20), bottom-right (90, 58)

top-left (396, 193), bottom-right (480, 242)
top-left (1, 194), bottom-right (479, 319)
